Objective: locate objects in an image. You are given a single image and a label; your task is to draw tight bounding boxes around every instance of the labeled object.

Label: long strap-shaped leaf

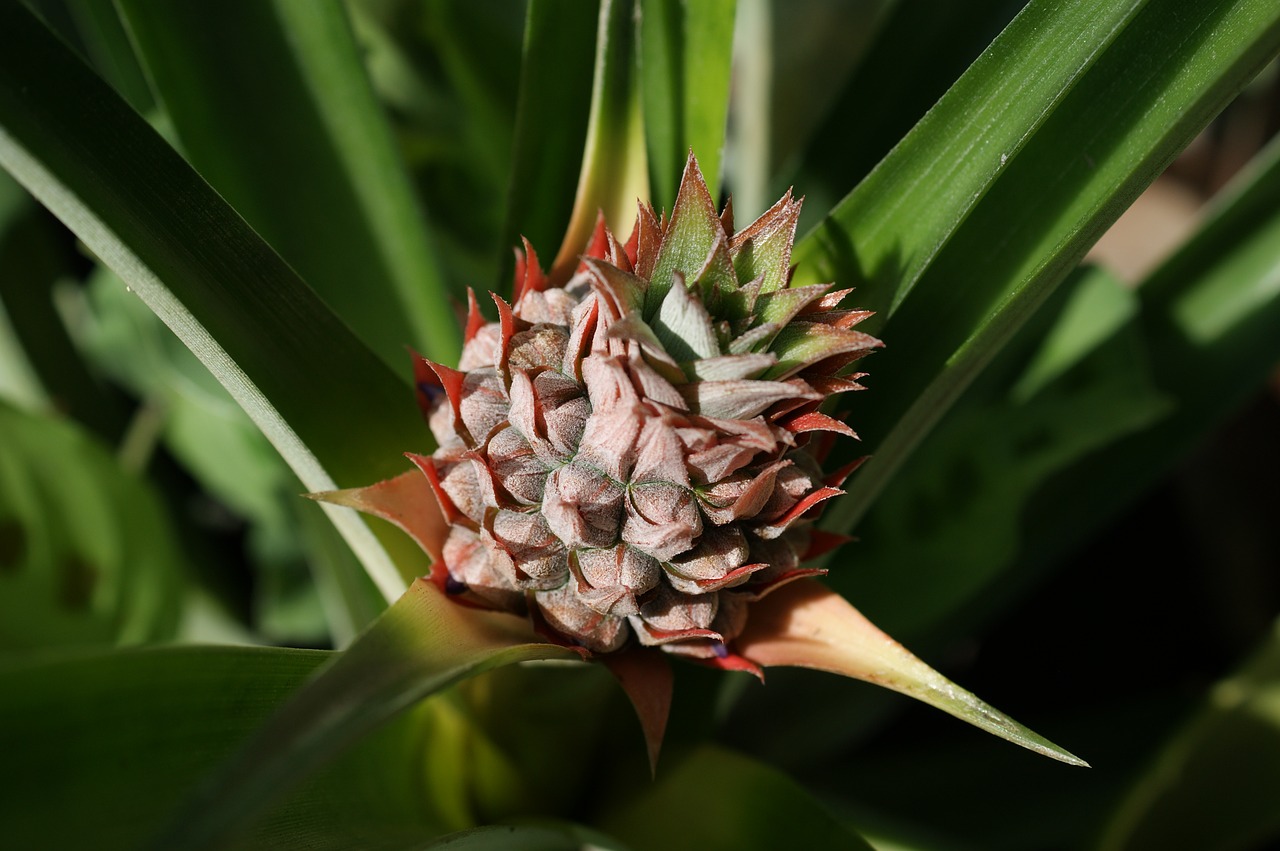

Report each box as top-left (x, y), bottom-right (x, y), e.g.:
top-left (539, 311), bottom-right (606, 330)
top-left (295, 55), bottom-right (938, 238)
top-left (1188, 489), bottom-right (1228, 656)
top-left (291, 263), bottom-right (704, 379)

top-left (551, 0), bottom-right (650, 280)
top-left (790, 0), bottom-right (1150, 319)
top-left (0, 3), bottom-right (430, 600)
top-left (638, 0), bottom-right (737, 210)
top-left (117, 0), bottom-right (460, 367)
top-left (151, 580), bottom-right (577, 850)
top-left (501, 0), bottom-right (599, 286)
top-left (1019, 130), bottom-right (1280, 583)
top-left (813, 0), bottom-right (1280, 535)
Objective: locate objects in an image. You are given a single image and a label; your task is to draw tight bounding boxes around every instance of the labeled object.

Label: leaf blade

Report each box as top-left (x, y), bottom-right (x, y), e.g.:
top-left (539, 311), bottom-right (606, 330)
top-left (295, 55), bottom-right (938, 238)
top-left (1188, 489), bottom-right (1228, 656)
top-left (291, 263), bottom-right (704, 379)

top-left (0, 2), bottom-right (431, 599)
top-left (152, 580), bottom-right (578, 850)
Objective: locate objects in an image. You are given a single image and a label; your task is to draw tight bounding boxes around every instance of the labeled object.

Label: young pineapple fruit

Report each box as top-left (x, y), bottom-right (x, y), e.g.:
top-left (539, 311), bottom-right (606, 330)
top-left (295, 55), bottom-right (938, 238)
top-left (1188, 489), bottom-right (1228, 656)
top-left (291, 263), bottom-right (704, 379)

top-left (412, 155), bottom-right (880, 662)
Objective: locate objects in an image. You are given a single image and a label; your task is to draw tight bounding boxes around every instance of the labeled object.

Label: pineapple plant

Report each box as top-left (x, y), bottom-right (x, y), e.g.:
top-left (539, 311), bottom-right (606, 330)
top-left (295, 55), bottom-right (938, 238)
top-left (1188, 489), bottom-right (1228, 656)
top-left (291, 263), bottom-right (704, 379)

top-left (1, 1), bottom-right (1278, 849)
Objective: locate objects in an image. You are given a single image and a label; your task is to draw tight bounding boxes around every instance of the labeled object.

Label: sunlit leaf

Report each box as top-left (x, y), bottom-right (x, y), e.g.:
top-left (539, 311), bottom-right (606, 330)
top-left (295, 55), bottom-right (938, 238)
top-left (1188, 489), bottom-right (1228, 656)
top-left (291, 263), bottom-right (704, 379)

top-left (551, 0), bottom-right (649, 280)
top-left (639, 0), bottom-right (736, 209)
top-left (808, 0), bottom-right (1280, 534)
top-left (0, 2), bottom-right (430, 599)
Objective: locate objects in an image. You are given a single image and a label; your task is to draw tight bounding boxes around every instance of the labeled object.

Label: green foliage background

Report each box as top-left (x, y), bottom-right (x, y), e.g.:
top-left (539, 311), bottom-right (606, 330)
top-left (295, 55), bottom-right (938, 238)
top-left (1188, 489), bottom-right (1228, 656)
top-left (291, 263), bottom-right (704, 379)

top-left (1, 0), bottom-right (1279, 848)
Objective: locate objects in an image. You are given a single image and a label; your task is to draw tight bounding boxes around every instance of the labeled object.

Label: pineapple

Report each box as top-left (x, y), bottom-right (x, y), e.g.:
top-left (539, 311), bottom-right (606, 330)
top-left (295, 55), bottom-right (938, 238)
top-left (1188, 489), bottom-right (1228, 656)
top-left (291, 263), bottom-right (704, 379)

top-left (409, 154), bottom-right (879, 664)
top-left (321, 155), bottom-right (1085, 767)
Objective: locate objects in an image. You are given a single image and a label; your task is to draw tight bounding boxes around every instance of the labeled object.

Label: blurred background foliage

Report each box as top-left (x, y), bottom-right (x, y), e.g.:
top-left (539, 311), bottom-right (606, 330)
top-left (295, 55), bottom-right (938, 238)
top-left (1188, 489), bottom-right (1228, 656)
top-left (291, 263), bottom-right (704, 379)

top-left (1, 0), bottom-right (1279, 848)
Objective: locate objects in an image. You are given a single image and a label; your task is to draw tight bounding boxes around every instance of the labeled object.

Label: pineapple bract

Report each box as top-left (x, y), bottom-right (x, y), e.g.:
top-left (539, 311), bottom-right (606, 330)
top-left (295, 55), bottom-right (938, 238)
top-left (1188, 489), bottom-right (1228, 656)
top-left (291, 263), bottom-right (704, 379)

top-left (413, 155), bottom-right (880, 661)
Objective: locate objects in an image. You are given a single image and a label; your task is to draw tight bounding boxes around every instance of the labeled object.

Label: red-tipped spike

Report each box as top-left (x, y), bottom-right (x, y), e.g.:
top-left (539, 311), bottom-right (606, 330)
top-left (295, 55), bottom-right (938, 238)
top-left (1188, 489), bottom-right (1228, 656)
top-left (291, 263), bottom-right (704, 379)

top-left (740, 567), bottom-right (828, 602)
top-left (511, 245), bottom-right (527, 300)
top-left (576, 211), bottom-right (611, 273)
top-left (638, 624), bottom-right (724, 646)
top-left (695, 649), bottom-right (764, 680)
top-left (757, 487), bottom-right (843, 537)
top-left (634, 203), bottom-right (663, 278)
top-left (406, 452), bottom-right (470, 529)
top-left (464, 288), bottom-right (487, 344)
top-left (695, 562), bottom-right (770, 591)
top-left (801, 288), bottom-right (854, 313)
top-left (490, 293), bottom-right (520, 380)
top-left (781, 411), bottom-right (857, 438)
top-left (520, 237), bottom-right (548, 299)
top-left (606, 228), bottom-right (633, 273)
top-left (823, 457), bottom-right (868, 488)
top-left (419, 356), bottom-right (471, 442)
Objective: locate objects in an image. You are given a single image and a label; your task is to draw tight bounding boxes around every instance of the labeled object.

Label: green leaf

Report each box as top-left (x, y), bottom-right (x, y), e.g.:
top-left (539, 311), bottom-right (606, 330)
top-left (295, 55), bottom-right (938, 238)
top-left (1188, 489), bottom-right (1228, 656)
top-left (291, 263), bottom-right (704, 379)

top-left (1017, 126), bottom-right (1280, 588)
top-left (600, 745), bottom-right (878, 851)
top-left (834, 267), bottom-right (1172, 638)
top-left (638, 0), bottom-right (736, 210)
top-left (791, 0), bottom-right (1146, 317)
top-left (810, 0), bottom-right (1280, 535)
top-left (550, 0), bottom-right (649, 280)
top-left (0, 644), bottom-right (329, 850)
top-left (118, 0), bottom-right (460, 366)
top-left (500, 0), bottom-right (599, 287)
top-left (153, 580), bottom-right (579, 850)
top-left (424, 824), bottom-right (628, 851)
top-left (0, 401), bottom-right (183, 649)
top-left (62, 0), bottom-right (155, 113)
top-left (1097, 619), bottom-right (1280, 851)
top-left (792, 0), bottom-right (1025, 229)
top-left (0, 2), bottom-right (430, 599)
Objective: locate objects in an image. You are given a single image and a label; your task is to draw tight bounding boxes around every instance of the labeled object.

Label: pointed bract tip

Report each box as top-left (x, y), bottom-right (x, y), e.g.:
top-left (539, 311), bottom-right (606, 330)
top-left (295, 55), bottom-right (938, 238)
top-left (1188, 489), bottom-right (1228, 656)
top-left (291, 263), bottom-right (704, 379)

top-left (603, 650), bottom-right (674, 776)
top-left (306, 469), bottom-right (449, 568)
top-left (737, 579), bottom-right (1089, 767)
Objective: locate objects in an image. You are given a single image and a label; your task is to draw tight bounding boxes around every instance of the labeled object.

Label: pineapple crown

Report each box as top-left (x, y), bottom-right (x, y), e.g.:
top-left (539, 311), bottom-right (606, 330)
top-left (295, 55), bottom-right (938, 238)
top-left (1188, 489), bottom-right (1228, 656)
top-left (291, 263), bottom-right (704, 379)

top-left (404, 153), bottom-right (881, 669)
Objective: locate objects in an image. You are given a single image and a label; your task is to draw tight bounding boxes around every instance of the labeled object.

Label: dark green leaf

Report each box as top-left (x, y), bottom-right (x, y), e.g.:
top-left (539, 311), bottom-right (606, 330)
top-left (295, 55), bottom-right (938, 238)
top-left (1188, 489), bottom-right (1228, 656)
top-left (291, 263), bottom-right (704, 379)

top-left (0, 644), bottom-right (328, 850)
top-left (500, 0), bottom-right (599, 287)
top-left (600, 745), bottom-right (877, 851)
top-left (118, 0), bottom-right (460, 366)
top-left (833, 267), bottom-right (1173, 637)
top-left (1018, 127), bottom-right (1280, 591)
top-left (0, 401), bottom-right (182, 649)
top-left (424, 824), bottom-right (627, 851)
top-left (792, 0), bottom-right (1026, 230)
top-left (154, 580), bottom-right (578, 850)
top-left (1097, 620), bottom-right (1280, 851)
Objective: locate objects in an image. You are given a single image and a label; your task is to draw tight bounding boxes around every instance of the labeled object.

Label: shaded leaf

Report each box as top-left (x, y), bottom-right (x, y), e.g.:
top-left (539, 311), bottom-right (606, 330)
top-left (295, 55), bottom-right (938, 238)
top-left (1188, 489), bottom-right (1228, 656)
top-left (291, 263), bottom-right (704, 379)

top-left (154, 580), bottom-right (578, 850)
top-left (1097, 619), bottom-right (1280, 851)
top-left (0, 401), bottom-right (182, 649)
top-left (0, 645), bottom-right (329, 850)
top-left (601, 744), bottom-right (877, 851)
